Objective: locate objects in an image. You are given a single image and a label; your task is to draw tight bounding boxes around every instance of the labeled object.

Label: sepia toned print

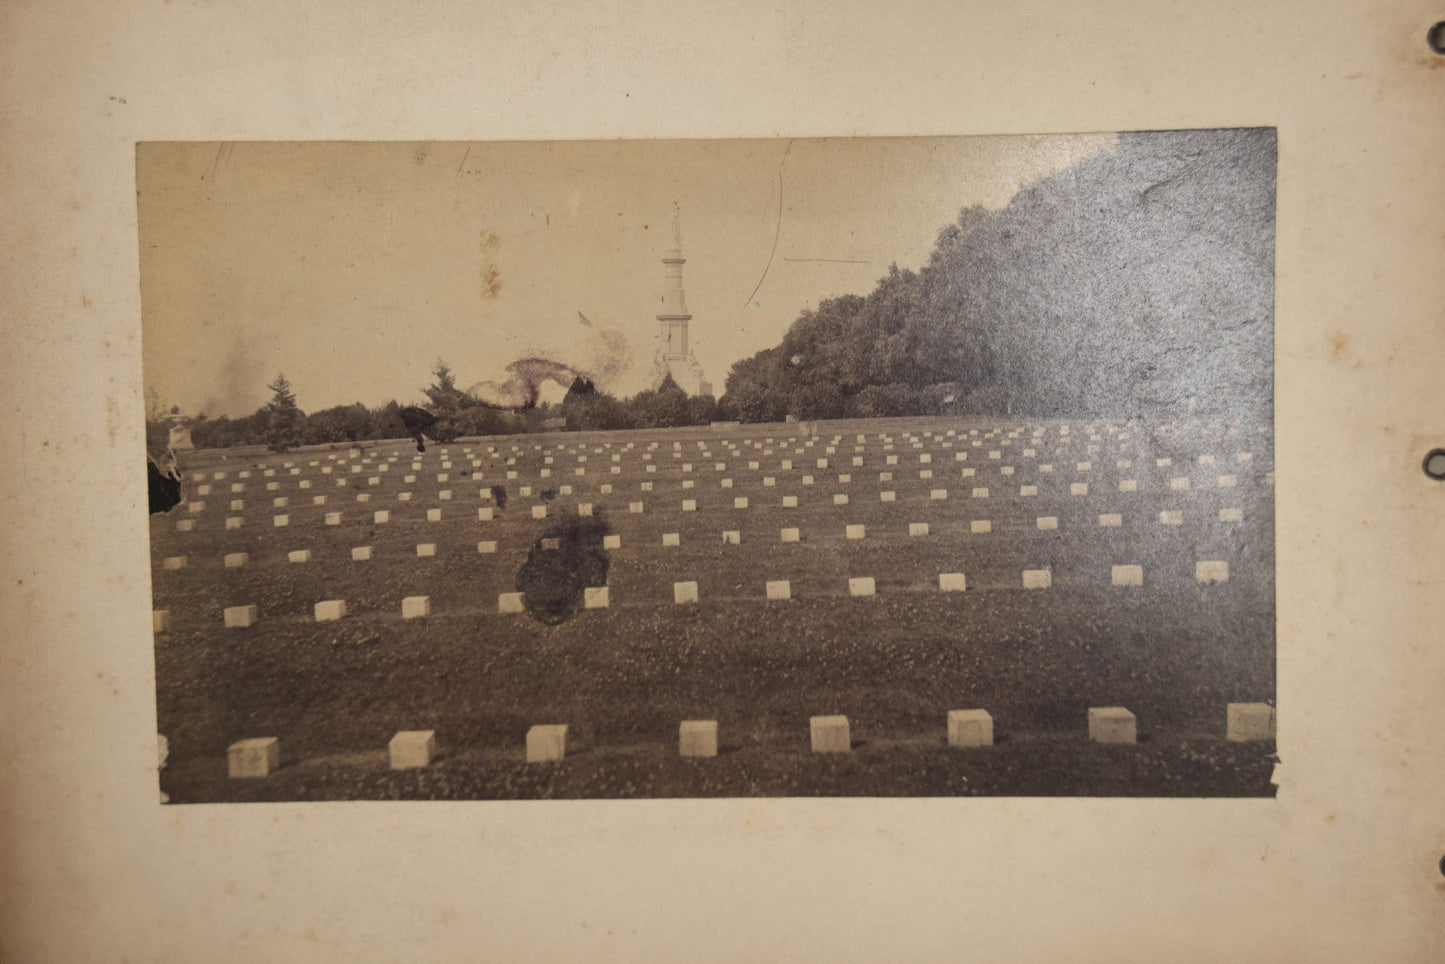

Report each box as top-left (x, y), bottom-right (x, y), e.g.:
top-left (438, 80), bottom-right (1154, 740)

top-left (141, 130), bottom-right (1276, 801)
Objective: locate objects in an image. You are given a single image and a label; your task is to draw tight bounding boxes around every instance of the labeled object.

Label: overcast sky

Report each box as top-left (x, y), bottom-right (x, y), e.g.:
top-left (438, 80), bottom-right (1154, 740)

top-left (138, 133), bottom-right (1115, 417)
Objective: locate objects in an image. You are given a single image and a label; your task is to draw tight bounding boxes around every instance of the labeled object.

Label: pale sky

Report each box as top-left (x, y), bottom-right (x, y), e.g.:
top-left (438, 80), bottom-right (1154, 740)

top-left (138, 134), bottom-right (1115, 417)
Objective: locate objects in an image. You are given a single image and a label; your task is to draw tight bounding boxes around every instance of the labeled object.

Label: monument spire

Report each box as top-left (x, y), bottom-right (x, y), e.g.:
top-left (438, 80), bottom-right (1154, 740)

top-left (654, 202), bottom-right (710, 395)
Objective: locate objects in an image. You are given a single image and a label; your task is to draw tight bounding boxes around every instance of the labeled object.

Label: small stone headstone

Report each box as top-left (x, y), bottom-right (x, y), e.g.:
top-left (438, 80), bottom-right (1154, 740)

top-left (351, 546), bottom-right (373, 561)
top-left (223, 604), bottom-right (258, 628)
top-left (389, 730), bottom-right (437, 769)
top-left (228, 738), bottom-right (280, 778)
top-left (939, 572), bottom-right (967, 592)
top-left (314, 600), bottom-right (347, 621)
top-left (583, 587), bottom-right (610, 609)
top-left (526, 724), bottom-right (568, 763)
top-left (1088, 707), bottom-right (1137, 744)
top-left (1226, 703), bottom-right (1275, 742)
top-left (401, 596), bottom-right (431, 619)
top-left (1022, 569), bottom-right (1052, 589)
top-left (766, 580), bottom-right (791, 600)
top-left (947, 709), bottom-right (993, 748)
top-left (674, 581), bottom-right (699, 604)
top-left (848, 576), bottom-right (876, 597)
top-left (1196, 560), bottom-right (1230, 583)
top-left (1111, 565), bottom-right (1143, 587)
top-left (810, 715), bottom-right (851, 753)
top-left (679, 720), bottom-right (718, 757)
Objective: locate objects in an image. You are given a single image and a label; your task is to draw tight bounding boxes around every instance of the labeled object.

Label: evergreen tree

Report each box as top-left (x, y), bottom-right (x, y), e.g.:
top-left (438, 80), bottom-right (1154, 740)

top-left (262, 373), bottom-right (305, 452)
top-left (422, 360), bottom-right (468, 442)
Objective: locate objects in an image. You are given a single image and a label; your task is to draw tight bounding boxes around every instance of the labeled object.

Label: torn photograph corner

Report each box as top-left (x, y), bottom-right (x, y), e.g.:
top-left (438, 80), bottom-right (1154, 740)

top-left (140, 130), bottom-right (1277, 802)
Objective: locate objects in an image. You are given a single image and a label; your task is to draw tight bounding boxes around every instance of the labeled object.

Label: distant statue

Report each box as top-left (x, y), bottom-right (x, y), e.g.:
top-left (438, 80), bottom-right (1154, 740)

top-left (671, 200), bottom-right (682, 250)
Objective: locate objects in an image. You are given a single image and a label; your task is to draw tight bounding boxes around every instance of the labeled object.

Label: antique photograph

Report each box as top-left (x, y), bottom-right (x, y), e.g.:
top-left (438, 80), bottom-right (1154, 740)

top-left (141, 130), bottom-right (1277, 801)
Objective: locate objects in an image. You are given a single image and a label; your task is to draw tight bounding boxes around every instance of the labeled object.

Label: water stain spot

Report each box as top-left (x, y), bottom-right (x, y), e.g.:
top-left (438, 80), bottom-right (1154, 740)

top-left (515, 516), bottom-right (611, 625)
top-left (399, 406), bottom-right (436, 452)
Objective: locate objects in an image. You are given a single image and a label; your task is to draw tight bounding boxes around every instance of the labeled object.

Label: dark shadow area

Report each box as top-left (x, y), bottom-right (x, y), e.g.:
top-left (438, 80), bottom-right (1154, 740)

top-left (147, 458), bottom-right (182, 514)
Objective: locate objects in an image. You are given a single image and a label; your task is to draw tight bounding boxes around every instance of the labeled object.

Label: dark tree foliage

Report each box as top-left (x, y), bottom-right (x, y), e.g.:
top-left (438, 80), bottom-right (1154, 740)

top-left (628, 373), bottom-right (691, 428)
top-left (562, 376), bottom-right (635, 432)
top-left (262, 373), bottom-right (305, 451)
top-left (190, 412), bottom-right (266, 449)
top-left (720, 129), bottom-right (1275, 422)
top-left (302, 403), bottom-right (373, 445)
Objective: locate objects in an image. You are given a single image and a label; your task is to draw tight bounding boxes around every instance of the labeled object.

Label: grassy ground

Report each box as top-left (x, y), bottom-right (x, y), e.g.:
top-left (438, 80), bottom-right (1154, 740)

top-left (151, 415), bottom-right (1276, 800)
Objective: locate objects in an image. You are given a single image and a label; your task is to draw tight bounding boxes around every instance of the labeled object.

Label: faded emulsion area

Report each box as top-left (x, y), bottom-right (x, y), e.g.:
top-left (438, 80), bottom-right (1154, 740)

top-left (514, 515), bottom-right (612, 625)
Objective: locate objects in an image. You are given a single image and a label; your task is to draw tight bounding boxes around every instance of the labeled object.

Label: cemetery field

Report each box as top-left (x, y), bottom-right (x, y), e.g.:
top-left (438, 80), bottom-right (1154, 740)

top-left (150, 415), bottom-right (1277, 800)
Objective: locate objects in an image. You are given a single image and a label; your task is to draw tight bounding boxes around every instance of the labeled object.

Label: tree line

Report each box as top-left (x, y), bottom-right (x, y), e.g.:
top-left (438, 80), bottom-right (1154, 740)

top-left (147, 364), bottom-right (725, 455)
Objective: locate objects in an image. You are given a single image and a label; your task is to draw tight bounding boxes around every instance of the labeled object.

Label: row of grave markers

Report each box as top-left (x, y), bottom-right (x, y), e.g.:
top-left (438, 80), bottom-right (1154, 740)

top-left (220, 703), bottom-right (1277, 778)
top-left (154, 561), bottom-right (1232, 631)
top-left (179, 466), bottom-right (1265, 506)
top-left (181, 424), bottom-right (1264, 487)
top-left (187, 416), bottom-right (1263, 473)
top-left (171, 500), bottom-right (1255, 535)
top-left (188, 460), bottom-right (1261, 488)
top-left (163, 502), bottom-right (1251, 565)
